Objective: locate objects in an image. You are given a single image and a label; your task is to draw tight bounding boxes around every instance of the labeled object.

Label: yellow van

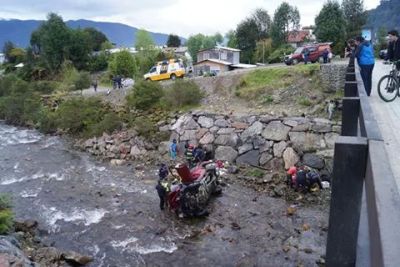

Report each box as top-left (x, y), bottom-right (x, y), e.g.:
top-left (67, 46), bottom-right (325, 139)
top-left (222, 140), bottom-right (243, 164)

top-left (144, 59), bottom-right (185, 81)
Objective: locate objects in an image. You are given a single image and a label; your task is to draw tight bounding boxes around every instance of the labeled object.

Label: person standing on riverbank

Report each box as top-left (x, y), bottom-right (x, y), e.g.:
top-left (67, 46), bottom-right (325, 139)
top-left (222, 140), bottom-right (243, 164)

top-left (355, 36), bottom-right (375, 96)
top-left (92, 80), bottom-right (98, 92)
top-left (169, 139), bottom-right (178, 161)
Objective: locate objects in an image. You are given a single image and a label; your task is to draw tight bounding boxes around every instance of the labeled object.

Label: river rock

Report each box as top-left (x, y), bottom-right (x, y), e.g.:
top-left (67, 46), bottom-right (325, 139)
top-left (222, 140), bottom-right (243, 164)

top-left (209, 126), bottom-right (220, 134)
top-left (324, 132), bottom-right (339, 149)
top-left (302, 153), bottom-right (325, 169)
top-left (259, 114), bottom-right (276, 123)
top-left (110, 145), bottom-right (120, 154)
top-left (332, 125), bottom-right (341, 134)
top-left (273, 141), bottom-right (287, 158)
top-left (240, 121), bottom-right (263, 142)
top-left (214, 133), bottom-right (239, 147)
top-left (259, 152), bottom-right (273, 166)
top-left (264, 158), bottom-right (284, 171)
top-left (170, 114), bottom-right (188, 133)
top-left (262, 121), bottom-right (291, 141)
top-left (259, 141), bottom-right (273, 153)
top-left (316, 149), bottom-right (334, 158)
top-left (110, 159), bottom-right (126, 166)
top-left (238, 143), bottom-right (254, 155)
top-left (130, 145), bottom-right (144, 157)
top-left (291, 122), bottom-right (311, 132)
top-left (119, 144), bottom-right (131, 155)
top-left (199, 132), bottom-right (215, 145)
top-left (14, 220), bottom-right (38, 234)
top-left (236, 150), bottom-right (259, 166)
top-left (158, 141), bottom-right (170, 154)
top-left (159, 125), bottom-right (170, 132)
top-left (84, 138), bottom-right (96, 148)
top-left (283, 147), bottom-right (300, 169)
top-left (217, 128), bottom-right (235, 135)
top-left (63, 251), bottom-right (93, 265)
top-left (312, 122), bottom-right (331, 133)
top-left (215, 146), bottom-right (238, 163)
top-left (0, 237), bottom-right (37, 267)
top-left (198, 116), bottom-right (214, 128)
top-left (289, 132), bottom-right (323, 152)
top-left (214, 119), bottom-right (230, 128)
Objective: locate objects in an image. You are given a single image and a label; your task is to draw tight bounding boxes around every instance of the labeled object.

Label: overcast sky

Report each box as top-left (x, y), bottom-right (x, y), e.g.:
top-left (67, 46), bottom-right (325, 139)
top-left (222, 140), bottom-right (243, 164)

top-left (0, 0), bottom-right (380, 37)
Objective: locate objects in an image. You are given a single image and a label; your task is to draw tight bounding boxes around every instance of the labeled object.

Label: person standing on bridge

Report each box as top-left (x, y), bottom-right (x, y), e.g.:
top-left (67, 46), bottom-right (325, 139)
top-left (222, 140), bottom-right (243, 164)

top-left (355, 36), bottom-right (375, 96)
top-left (386, 30), bottom-right (400, 71)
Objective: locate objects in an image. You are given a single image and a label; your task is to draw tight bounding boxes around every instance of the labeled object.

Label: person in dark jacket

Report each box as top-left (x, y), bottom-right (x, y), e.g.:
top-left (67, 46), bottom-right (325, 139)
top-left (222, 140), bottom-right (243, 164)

top-left (355, 36), bottom-right (375, 96)
top-left (386, 30), bottom-right (400, 70)
top-left (155, 163), bottom-right (169, 210)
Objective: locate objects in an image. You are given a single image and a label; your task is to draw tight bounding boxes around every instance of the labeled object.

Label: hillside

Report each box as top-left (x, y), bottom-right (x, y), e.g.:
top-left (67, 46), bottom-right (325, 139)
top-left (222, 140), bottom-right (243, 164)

top-left (0, 19), bottom-right (186, 49)
top-left (365, 0), bottom-right (400, 34)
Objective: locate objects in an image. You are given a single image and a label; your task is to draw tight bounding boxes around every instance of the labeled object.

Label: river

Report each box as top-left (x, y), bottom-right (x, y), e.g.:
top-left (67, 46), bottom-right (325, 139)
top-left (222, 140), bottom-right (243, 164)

top-left (0, 122), bottom-right (328, 267)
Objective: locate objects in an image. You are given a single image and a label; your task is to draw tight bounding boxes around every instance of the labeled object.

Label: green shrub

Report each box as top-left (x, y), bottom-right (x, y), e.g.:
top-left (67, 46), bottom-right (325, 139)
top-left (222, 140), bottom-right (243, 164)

top-left (87, 113), bottom-right (122, 136)
top-left (88, 53), bottom-right (109, 72)
top-left (0, 195), bottom-right (13, 234)
top-left (38, 107), bottom-right (58, 133)
top-left (298, 96), bottom-right (312, 106)
top-left (162, 80), bottom-right (203, 109)
top-left (268, 45), bottom-right (295, 63)
top-left (126, 81), bottom-right (164, 110)
top-left (31, 81), bottom-right (58, 94)
top-left (74, 71), bottom-right (91, 92)
top-left (132, 117), bottom-right (157, 139)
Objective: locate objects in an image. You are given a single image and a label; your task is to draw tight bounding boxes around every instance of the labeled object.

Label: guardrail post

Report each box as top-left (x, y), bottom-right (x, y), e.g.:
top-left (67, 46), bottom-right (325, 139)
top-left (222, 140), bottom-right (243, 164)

top-left (346, 72), bottom-right (356, 82)
top-left (344, 81), bottom-right (358, 97)
top-left (326, 136), bottom-right (368, 267)
top-left (342, 97), bottom-right (360, 136)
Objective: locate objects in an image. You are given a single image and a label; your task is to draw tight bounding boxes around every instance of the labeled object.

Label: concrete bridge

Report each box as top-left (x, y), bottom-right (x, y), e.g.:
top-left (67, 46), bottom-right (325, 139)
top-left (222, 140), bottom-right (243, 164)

top-left (325, 58), bottom-right (400, 267)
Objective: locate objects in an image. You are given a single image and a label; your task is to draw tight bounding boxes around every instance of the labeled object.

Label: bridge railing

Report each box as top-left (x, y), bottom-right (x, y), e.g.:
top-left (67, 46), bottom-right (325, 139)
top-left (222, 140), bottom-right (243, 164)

top-left (326, 57), bottom-right (400, 267)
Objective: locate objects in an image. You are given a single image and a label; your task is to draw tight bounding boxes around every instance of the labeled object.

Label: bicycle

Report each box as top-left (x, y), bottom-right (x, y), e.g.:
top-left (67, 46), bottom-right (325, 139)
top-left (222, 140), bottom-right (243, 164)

top-left (378, 61), bottom-right (400, 102)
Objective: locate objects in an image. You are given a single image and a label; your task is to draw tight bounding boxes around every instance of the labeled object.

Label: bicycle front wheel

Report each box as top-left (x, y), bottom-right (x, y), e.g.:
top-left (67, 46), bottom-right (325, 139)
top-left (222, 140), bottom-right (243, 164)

top-left (378, 75), bottom-right (399, 102)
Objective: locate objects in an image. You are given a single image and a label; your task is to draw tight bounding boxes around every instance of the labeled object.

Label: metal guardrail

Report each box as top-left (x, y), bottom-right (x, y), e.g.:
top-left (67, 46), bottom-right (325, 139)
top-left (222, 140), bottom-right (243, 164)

top-left (325, 57), bottom-right (400, 267)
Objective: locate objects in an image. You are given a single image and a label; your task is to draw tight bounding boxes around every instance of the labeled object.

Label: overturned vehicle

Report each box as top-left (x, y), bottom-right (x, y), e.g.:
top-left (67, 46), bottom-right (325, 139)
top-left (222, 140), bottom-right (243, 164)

top-left (156, 161), bottom-right (222, 217)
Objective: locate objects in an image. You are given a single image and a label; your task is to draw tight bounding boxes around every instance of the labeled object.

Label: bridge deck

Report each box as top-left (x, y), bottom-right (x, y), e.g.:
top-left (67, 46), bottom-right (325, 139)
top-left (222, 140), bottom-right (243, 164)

top-left (369, 60), bottom-right (400, 189)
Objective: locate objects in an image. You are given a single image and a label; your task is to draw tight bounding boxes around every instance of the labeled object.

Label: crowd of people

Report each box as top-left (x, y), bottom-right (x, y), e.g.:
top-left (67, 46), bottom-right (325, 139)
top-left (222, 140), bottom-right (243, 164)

top-left (345, 29), bottom-right (400, 97)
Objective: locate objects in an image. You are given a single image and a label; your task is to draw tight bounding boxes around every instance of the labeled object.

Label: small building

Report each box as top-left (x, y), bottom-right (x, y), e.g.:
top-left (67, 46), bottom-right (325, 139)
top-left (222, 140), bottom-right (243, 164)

top-left (194, 46), bottom-right (242, 75)
top-left (162, 46), bottom-right (188, 57)
top-left (287, 28), bottom-right (316, 48)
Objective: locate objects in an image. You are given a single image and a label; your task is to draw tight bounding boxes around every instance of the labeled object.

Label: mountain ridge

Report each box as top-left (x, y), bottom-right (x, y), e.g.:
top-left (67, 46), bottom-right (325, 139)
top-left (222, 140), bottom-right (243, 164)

top-left (0, 18), bottom-right (186, 49)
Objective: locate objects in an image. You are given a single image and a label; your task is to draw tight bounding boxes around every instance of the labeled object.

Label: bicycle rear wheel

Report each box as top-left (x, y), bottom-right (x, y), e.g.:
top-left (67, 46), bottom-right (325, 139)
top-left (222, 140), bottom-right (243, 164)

top-left (378, 75), bottom-right (399, 102)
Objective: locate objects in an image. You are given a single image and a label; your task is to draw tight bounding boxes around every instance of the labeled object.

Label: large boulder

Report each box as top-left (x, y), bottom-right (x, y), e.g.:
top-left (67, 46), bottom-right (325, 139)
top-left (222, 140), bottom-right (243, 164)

top-left (198, 116), bottom-right (214, 128)
top-left (181, 130), bottom-right (197, 141)
top-left (63, 251), bottom-right (93, 265)
top-left (273, 141), bottom-right (288, 158)
top-left (302, 153), bottom-right (325, 169)
top-left (232, 121), bottom-right (248, 130)
top-left (259, 152), bottom-right (273, 166)
top-left (183, 117), bottom-right (200, 130)
top-left (196, 128), bottom-right (208, 140)
top-left (158, 141), bottom-right (170, 154)
top-left (289, 132), bottom-right (323, 152)
top-left (215, 146), bottom-right (238, 163)
top-left (238, 143), bottom-right (254, 155)
top-left (283, 147), bottom-right (300, 169)
top-left (214, 118), bottom-right (230, 128)
top-left (252, 135), bottom-right (266, 149)
top-left (214, 133), bottom-right (239, 147)
top-left (262, 121), bottom-right (291, 141)
top-left (217, 128), bottom-right (236, 135)
top-left (240, 121), bottom-right (263, 142)
top-left (236, 150), bottom-right (259, 166)
top-left (324, 132), bottom-right (339, 149)
top-left (199, 132), bottom-right (215, 145)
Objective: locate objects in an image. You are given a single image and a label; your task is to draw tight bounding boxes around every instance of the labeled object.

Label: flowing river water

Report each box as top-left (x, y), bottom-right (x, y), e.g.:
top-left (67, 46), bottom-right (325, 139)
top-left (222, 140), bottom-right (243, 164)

top-left (0, 122), bottom-right (328, 267)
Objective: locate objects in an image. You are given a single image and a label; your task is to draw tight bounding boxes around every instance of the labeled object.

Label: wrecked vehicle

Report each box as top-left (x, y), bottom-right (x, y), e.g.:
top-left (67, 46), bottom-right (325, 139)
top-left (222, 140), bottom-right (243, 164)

top-left (159, 161), bottom-right (221, 217)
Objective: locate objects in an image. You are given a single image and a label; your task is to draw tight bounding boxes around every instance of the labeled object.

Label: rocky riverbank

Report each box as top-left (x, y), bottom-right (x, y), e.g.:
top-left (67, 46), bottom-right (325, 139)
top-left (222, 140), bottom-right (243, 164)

top-left (0, 220), bottom-right (92, 267)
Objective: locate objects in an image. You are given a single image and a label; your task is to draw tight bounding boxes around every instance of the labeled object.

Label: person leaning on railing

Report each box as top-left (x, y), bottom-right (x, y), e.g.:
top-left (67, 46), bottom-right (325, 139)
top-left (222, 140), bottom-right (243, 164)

top-left (355, 36), bottom-right (375, 96)
top-left (386, 30), bottom-right (400, 71)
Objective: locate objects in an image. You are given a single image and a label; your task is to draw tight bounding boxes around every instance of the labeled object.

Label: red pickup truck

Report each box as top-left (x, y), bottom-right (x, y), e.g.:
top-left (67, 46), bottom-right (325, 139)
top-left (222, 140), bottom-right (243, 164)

top-left (284, 43), bottom-right (332, 65)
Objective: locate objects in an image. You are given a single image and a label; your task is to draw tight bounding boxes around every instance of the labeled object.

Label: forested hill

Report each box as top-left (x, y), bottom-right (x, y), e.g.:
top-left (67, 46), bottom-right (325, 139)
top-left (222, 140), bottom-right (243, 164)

top-left (365, 0), bottom-right (400, 33)
top-left (0, 19), bottom-right (185, 49)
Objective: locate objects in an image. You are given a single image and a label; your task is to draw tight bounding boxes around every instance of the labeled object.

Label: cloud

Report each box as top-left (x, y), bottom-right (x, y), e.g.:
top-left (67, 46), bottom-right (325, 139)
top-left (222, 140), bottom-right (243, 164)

top-left (0, 0), bottom-right (381, 37)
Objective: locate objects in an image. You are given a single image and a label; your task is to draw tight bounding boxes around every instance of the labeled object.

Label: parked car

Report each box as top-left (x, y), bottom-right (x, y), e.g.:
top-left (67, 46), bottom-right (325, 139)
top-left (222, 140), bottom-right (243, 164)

top-left (379, 49), bottom-right (387, 60)
top-left (284, 43), bottom-right (332, 65)
top-left (122, 78), bottom-right (134, 88)
top-left (144, 59), bottom-right (185, 81)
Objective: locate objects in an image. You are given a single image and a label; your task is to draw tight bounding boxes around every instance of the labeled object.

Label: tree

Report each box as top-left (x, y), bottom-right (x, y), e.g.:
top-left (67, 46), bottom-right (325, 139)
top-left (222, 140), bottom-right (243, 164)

top-left (254, 38), bottom-right (273, 63)
top-left (236, 18), bottom-right (259, 63)
top-left (186, 33), bottom-right (222, 62)
top-left (225, 30), bottom-right (238, 48)
top-left (2, 41), bottom-right (15, 63)
top-left (167, 34), bottom-right (181, 47)
top-left (135, 29), bottom-right (155, 51)
top-left (84, 27), bottom-right (109, 51)
top-left (67, 29), bottom-right (91, 70)
top-left (314, 1), bottom-right (346, 55)
top-left (74, 71), bottom-right (91, 94)
top-left (253, 8), bottom-right (272, 40)
top-left (30, 13), bottom-right (71, 72)
top-left (271, 2), bottom-right (300, 47)
top-left (109, 50), bottom-right (137, 78)
top-left (342, 0), bottom-right (366, 39)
